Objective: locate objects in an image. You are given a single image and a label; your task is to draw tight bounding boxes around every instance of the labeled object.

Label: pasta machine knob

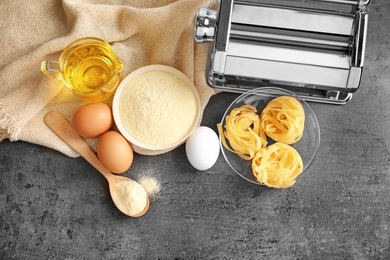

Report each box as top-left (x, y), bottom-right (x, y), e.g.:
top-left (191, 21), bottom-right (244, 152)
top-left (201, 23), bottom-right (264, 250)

top-left (194, 7), bottom-right (217, 43)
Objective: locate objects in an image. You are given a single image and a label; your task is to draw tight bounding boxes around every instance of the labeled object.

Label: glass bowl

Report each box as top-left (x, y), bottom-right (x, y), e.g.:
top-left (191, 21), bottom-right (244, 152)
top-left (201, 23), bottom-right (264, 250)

top-left (219, 87), bottom-right (320, 186)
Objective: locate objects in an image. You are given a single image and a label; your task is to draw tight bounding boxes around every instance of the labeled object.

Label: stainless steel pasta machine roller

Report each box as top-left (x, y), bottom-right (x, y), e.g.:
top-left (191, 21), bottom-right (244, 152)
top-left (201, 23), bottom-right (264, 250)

top-left (194, 0), bottom-right (371, 104)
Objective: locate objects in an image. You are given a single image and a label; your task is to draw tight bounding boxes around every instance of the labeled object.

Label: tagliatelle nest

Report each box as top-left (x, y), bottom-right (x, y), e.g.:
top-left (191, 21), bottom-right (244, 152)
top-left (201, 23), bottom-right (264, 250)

top-left (261, 96), bottom-right (305, 144)
top-left (251, 142), bottom-right (303, 188)
top-left (217, 105), bottom-right (268, 160)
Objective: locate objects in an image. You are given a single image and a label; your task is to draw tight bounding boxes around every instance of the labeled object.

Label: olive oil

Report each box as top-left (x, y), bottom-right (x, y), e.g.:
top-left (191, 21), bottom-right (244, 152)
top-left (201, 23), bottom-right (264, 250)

top-left (41, 37), bottom-right (123, 101)
top-left (63, 44), bottom-right (119, 93)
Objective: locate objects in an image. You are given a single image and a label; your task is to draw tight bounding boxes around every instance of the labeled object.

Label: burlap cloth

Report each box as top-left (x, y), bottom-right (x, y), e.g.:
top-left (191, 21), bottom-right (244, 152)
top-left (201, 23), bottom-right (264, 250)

top-left (0, 0), bottom-right (218, 157)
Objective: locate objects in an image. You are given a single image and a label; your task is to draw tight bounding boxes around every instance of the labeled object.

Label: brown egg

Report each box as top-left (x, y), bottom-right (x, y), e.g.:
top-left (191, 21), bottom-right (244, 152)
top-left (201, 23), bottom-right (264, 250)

top-left (72, 102), bottom-right (114, 138)
top-left (97, 131), bottom-right (134, 174)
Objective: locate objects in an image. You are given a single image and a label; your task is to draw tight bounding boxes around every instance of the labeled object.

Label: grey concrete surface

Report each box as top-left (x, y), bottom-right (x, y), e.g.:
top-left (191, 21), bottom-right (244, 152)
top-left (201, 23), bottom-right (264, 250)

top-left (1, 1), bottom-right (390, 259)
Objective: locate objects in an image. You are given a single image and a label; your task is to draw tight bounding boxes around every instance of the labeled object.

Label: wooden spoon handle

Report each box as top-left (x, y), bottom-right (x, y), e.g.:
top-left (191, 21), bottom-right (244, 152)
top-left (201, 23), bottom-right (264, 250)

top-left (44, 111), bottom-right (113, 181)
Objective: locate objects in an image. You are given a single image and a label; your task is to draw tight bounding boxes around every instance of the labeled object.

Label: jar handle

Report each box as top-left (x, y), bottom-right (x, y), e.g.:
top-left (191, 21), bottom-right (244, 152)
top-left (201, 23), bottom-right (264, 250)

top-left (41, 61), bottom-right (61, 80)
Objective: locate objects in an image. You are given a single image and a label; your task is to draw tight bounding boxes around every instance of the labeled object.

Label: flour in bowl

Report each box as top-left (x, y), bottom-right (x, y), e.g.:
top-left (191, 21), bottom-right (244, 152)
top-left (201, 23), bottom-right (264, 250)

top-left (118, 70), bottom-right (198, 148)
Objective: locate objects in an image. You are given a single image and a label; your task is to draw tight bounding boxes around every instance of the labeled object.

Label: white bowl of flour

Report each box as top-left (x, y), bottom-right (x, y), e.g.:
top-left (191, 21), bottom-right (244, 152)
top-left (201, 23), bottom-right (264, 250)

top-left (112, 65), bottom-right (200, 155)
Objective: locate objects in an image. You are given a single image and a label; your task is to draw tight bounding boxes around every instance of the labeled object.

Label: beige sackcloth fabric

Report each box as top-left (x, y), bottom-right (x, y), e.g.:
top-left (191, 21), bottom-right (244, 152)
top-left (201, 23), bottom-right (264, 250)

top-left (0, 0), bottom-right (219, 157)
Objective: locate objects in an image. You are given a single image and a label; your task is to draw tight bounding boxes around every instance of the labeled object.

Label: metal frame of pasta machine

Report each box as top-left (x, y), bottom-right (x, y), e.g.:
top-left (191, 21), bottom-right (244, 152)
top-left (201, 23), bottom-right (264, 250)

top-left (194, 0), bottom-right (371, 104)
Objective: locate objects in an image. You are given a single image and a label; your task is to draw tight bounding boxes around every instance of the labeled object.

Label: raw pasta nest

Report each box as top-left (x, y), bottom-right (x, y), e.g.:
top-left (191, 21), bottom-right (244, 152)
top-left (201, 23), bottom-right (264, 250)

top-left (218, 95), bottom-right (306, 188)
top-left (218, 105), bottom-right (267, 160)
top-left (261, 96), bottom-right (305, 144)
top-left (251, 142), bottom-right (303, 188)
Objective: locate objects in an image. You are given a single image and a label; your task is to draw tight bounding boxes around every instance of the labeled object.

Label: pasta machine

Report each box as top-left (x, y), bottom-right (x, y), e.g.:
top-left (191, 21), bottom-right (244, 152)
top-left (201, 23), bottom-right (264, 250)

top-left (194, 0), bottom-right (371, 104)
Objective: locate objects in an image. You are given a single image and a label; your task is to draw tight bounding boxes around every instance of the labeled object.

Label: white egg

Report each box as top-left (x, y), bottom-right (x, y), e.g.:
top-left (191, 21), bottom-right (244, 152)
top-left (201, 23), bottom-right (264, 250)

top-left (185, 126), bottom-right (220, 171)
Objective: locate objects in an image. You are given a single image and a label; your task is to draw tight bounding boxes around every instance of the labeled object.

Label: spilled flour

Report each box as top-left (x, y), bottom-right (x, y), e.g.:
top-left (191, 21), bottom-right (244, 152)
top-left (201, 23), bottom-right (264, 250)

top-left (139, 176), bottom-right (161, 199)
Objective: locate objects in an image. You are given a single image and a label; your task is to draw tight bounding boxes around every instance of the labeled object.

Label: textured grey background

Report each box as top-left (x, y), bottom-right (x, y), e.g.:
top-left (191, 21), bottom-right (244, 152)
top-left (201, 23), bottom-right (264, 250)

top-left (1, 0), bottom-right (390, 259)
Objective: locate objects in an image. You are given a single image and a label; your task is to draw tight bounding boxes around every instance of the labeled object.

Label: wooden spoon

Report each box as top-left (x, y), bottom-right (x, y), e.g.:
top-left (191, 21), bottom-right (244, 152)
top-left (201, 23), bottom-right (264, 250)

top-left (44, 111), bottom-right (149, 217)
